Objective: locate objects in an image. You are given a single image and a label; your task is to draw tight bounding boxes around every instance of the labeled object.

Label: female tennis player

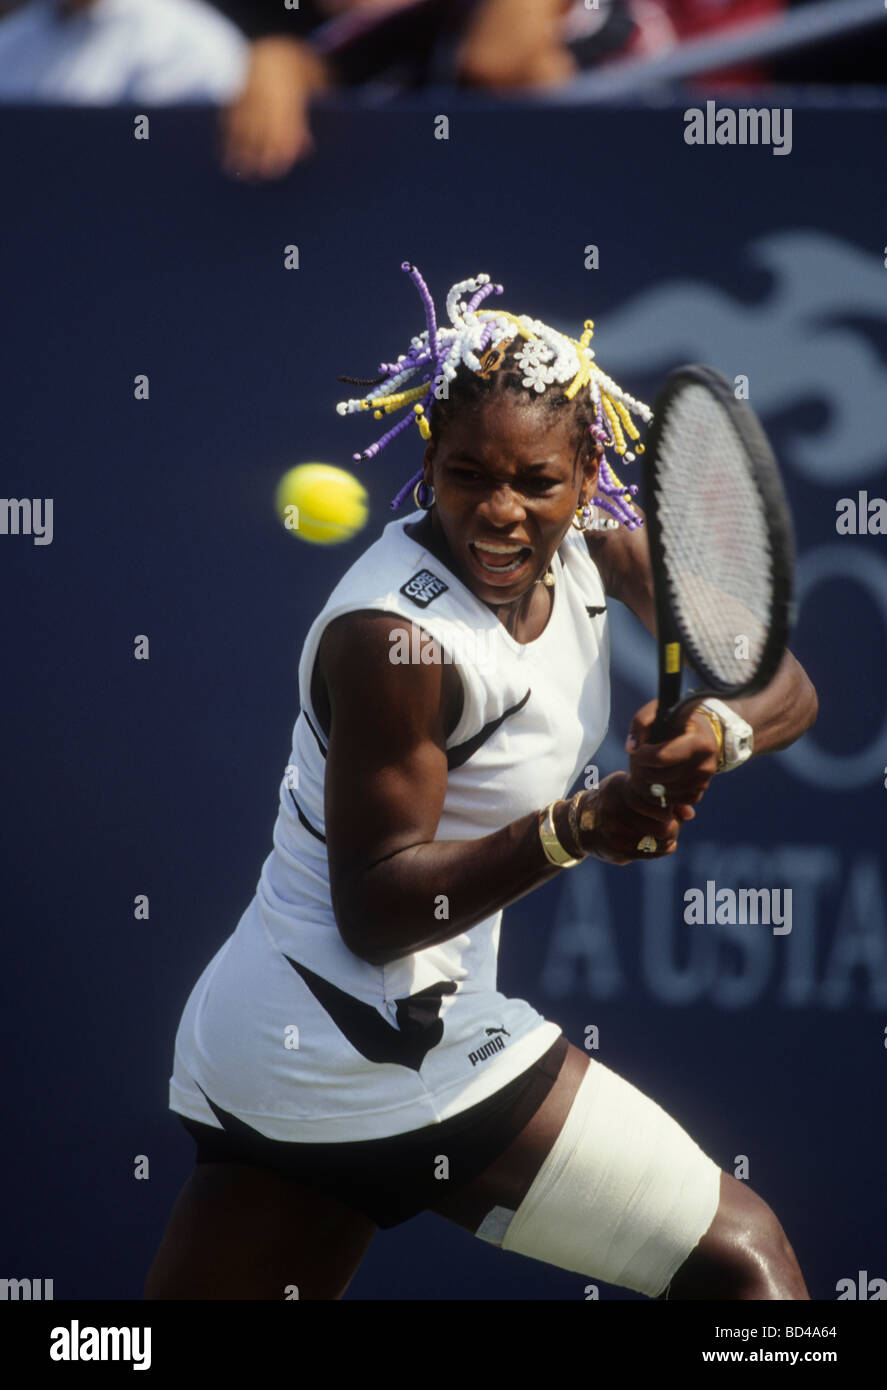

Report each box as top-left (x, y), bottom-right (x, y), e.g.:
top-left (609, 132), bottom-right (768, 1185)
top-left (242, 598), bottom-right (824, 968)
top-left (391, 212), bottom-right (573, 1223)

top-left (144, 266), bottom-right (817, 1301)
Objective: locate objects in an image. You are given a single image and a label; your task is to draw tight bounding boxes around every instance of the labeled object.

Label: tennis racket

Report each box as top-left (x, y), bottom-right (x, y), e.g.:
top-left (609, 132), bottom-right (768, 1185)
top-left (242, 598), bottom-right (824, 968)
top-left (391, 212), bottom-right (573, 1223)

top-left (642, 363), bottom-right (796, 744)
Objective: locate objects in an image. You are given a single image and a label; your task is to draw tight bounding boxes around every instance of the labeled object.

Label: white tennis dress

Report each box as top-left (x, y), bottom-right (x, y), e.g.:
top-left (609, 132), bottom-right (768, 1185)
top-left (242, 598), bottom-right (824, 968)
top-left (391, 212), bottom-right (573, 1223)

top-left (169, 512), bottom-right (611, 1143)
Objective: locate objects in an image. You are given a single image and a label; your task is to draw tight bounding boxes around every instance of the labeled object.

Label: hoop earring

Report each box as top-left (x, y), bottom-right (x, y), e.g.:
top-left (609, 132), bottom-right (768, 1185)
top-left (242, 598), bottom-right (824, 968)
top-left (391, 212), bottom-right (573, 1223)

top-left (413, 480), bottom-right (435, 510)
top-left (571, 501), bottom-right (594, 531)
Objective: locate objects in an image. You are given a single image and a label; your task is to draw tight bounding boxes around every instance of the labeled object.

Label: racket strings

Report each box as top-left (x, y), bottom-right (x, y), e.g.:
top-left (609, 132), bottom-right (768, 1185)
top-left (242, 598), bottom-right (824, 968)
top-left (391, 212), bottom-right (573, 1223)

top-left (654, 385), bottom-right (773, 687)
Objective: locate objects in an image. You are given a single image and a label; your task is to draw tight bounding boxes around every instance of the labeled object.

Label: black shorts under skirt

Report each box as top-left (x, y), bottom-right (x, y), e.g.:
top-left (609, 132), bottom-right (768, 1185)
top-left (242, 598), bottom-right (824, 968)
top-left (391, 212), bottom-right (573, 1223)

top-left (178, 1034), bottom-right (569, 1229)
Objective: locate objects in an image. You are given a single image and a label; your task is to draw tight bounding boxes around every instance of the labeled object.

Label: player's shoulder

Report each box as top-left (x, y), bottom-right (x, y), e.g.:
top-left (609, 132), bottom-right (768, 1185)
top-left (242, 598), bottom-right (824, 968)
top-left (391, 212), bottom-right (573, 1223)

top-left (321, 607), bottom-right (417, 656)
top-left (317, 608), bottom-right (462, 739)
top-left (324, 513), bottom-right (479, 636)
top-left (581, 506), bottom-right (651, 602)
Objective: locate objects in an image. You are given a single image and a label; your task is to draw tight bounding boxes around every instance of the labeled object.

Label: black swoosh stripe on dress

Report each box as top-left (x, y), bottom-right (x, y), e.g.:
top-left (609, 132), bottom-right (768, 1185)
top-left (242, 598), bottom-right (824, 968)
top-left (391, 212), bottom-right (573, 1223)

top-left (284, 957), bottom-right (458, 1071)
top-left (192, 1084), bottom-right (283, 1147)
top-left (288, 788), bottom-right (326, 843)
top-left (303, 710), bottom-right (328, 757)
top-left (445, 688), bottom-right (531, 770)
top-left (291, 687), bottom-right (530, 841)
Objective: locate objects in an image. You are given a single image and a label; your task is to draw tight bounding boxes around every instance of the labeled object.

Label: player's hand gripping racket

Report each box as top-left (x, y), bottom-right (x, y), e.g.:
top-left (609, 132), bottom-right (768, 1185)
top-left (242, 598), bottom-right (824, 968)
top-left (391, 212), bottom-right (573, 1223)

top-left (643, 364), bottom-right (796, 752)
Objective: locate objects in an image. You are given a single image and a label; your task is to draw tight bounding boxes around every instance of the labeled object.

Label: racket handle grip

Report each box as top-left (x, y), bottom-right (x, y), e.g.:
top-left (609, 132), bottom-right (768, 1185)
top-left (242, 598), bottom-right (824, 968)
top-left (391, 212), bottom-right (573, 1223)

top-left (652, 656), bottom-right (684, 744)
top-left (649, 709), bottom-right (670, 744)
top-left (651, 692), bottom-right (708, 745)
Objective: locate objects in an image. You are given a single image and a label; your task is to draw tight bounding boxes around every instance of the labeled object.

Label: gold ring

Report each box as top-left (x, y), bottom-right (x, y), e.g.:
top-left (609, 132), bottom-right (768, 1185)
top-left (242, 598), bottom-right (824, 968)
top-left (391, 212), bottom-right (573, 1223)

top-left (637, 836), bottom-right (658, 854)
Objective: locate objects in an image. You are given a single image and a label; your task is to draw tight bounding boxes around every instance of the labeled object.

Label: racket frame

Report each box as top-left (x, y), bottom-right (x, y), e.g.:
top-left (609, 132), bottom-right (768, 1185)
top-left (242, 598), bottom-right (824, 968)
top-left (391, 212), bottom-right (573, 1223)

top-left (643, 364), bottom-right (796, 743)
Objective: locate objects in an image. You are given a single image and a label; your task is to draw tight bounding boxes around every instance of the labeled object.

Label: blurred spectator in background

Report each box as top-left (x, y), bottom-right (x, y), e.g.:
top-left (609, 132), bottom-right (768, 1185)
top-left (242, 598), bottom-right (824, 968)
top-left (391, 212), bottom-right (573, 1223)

top-left (0, 0), bottom-right (881, 182)
top-left (0, 0), bottom-right (248, 103)
top-left (210, 0), bottom-right (595, 178)
top-left (621, 0), bottom-right (787, 85)
top-left (208, 0), bottom-right (800, 181)
top-left (602, 0), bottom-right (887, 88)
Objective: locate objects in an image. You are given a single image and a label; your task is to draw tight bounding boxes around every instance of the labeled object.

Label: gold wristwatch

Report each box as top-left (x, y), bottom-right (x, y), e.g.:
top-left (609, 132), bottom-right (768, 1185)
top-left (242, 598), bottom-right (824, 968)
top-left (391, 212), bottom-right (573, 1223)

top-left (696, 698), bottom-right (754, 772)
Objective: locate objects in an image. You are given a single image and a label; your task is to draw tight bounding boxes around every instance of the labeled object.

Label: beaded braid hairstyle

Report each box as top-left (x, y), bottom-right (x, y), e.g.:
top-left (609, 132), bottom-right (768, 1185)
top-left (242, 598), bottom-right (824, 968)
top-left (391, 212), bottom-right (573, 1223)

top-left (335, 263), bottom-right (652, 530)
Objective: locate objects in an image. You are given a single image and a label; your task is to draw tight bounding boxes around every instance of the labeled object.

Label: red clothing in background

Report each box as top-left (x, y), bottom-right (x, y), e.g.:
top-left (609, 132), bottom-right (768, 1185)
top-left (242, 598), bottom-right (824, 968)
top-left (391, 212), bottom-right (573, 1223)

top-left (656, 0), bottom-right (786, 84)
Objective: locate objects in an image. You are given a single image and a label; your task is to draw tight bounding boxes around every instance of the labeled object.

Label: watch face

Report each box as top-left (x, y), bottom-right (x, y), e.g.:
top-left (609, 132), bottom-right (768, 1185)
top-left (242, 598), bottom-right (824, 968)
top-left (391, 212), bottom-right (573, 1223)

top-left (725, 730), bottom-right (753, 767)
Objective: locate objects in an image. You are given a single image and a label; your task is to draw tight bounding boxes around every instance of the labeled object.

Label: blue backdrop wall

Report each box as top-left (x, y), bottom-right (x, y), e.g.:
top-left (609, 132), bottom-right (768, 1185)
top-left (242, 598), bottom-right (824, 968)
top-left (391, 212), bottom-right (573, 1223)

top-left (4, 98), bottom-right (886, 1300)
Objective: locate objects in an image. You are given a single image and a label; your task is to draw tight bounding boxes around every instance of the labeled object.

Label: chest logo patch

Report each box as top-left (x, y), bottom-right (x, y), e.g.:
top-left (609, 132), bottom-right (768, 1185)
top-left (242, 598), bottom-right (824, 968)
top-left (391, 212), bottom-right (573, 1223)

top-left (401, 569), bottom-right (449, 608)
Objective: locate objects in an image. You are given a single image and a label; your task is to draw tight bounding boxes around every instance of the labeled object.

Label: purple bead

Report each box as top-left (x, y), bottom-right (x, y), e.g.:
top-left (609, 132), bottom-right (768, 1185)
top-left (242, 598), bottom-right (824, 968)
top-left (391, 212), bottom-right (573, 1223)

top-left (402, 262), bottom-right (440, 373)
top-left (464, 280), bottom-right (502, 314)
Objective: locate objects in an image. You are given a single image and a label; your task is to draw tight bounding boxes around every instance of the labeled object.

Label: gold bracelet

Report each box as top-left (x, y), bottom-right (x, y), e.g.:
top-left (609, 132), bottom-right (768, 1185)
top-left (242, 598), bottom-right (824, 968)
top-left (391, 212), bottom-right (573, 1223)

top-left (538, 800), bottom-right (584, 868)
top-left (694, 706), bottom-right (725, 768)
top-left (567, 790), bottom-right (590, 856)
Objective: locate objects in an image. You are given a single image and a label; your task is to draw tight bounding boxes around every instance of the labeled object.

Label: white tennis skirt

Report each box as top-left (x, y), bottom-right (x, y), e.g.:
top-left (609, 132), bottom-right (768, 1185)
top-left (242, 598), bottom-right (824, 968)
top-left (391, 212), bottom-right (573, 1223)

top-left (169, 897), bottom-right (563, 1144)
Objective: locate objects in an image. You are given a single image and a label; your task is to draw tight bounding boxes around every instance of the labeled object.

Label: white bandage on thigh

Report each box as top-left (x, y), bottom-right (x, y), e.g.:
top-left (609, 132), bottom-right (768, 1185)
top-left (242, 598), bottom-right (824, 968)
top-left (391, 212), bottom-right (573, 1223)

top-left (475, 1057), bottom-right (722, 1298)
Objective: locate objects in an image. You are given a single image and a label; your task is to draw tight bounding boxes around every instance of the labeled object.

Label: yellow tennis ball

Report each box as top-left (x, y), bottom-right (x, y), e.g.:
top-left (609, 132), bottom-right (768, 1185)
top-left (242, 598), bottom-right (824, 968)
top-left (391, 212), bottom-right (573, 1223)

top-left (275, 463), bottom-right (368, 544)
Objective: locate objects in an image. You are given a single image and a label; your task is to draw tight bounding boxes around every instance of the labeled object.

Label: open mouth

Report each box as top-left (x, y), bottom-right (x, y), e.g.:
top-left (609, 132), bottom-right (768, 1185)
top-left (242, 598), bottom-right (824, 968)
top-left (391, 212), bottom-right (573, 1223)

top-left (468, 541), bottom-right (533, 579)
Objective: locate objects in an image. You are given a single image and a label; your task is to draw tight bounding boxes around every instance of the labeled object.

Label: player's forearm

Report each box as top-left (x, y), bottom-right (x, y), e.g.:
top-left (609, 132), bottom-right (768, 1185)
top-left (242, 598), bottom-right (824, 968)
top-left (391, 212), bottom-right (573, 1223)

top-left (335, 806), bottom-right (572, 966)
top-left (723, 650), bottom-right (818, 757)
